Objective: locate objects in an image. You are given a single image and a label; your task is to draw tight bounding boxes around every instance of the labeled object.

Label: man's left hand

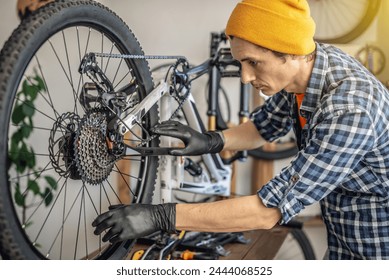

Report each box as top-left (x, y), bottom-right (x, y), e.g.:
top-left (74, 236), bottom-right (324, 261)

top-left (92, 203), bottom-right (177, 243)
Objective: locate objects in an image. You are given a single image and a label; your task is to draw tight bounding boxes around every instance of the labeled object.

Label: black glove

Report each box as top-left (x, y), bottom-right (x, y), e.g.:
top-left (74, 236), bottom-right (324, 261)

top-left (92, 203), bottom-right (177, 243)
top-left (151, 120), bottom-right (225, 156)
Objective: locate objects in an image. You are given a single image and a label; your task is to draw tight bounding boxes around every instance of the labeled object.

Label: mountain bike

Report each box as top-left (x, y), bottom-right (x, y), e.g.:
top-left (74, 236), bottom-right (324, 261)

top-left (0, 0), bottom-right (315, 260)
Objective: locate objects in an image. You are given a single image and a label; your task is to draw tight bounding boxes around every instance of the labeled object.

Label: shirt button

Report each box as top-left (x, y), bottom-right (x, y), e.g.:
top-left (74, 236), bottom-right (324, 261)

top-left (291, 173), bottom-right (300, 183)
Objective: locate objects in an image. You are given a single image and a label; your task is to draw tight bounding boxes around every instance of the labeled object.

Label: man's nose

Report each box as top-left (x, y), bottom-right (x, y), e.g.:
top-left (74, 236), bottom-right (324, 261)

top-left (240, 65), bottom-right (255, 85)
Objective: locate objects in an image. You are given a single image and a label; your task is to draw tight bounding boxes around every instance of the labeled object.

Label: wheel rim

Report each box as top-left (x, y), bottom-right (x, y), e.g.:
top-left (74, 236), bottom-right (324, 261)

top-left (6, 22), bottom-right (154, 259)
top-left (308, 0), bottom-right (381, 44)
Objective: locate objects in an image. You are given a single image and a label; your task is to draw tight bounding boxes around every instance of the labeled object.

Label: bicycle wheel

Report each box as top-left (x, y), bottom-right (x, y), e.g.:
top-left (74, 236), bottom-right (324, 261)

top-left (274, 228), bottom-right (316, 260)
top-left (248, 139), bottom-right (299, 161)
top-left (308, 0), bottom-right (381, 44)
top-left (0, 0), bottom-right (159, 259)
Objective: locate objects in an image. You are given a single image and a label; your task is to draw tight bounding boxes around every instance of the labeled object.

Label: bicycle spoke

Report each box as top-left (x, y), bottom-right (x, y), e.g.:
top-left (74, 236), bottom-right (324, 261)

top-left (15, 96), bottom-right (57, 124)
top-left (61, 30), bottom-right (77, 115)
top-left (9, 165), bottom-right (59, 183)
top-left (75, 27), bottom-right (87, 115)
top-left (12, 123), bottom-right (52, 132)
top-left (23, 171), bottom-right (65, 226)
top-left (23, 74), bottom-right (60, 119)
top-left (83, 187), bottom-right (89, 260)
top-left (111, 168), bottom-right (142, 182)
top-left (59, 179), bottom-right (68, 260)
top-left (113, 163), bottom-right (135, 198)
top-left (83, 184), bottom-right (100, 216)
top-left (31, 177), bottom-right (68, 243)
top-left (48, 40), bottom-right (79, 106)
top-left (104, 43), bottom-right (115, 74)
top-left (46, 185), bottom-right (84, 259)
top-left (114, 69), bottom-right (132, 89)
top-left (111, 58), bottom-right (124, 85)
top-left (102, 179), bottom-right (124, 204)
top-left (35, 56), bottom-right (60, 119)
top-left (73, 186), bottom-right (85, 259)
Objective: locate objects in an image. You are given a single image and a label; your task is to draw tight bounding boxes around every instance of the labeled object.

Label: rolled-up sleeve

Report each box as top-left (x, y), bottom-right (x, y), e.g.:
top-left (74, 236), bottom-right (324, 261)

top-left (258, 106), bottom-right (376, 224)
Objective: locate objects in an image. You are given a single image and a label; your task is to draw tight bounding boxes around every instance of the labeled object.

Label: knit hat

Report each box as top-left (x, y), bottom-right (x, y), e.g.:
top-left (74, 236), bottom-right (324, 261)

top-left (225, 0), bottom-right (316, 55)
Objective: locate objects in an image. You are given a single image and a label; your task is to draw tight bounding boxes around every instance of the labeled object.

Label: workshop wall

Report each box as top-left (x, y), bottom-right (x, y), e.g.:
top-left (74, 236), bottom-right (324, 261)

top-left (376, 0), bottom-right (389, 83)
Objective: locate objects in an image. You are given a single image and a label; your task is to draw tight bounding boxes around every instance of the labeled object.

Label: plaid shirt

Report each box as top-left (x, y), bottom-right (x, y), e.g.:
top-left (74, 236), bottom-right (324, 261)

top-left (252, 43), bottom-right (389, 259)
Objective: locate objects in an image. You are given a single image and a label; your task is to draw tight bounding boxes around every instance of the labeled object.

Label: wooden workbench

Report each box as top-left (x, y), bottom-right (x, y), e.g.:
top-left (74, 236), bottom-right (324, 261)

top-left (220, 226), bottom-right (289, 260)
top-left (127, 226), bottom-right (289, 260)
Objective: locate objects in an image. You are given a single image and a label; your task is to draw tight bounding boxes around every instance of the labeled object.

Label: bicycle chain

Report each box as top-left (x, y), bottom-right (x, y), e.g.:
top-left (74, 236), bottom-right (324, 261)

top-left (93, 52), bottom-right (186, 61)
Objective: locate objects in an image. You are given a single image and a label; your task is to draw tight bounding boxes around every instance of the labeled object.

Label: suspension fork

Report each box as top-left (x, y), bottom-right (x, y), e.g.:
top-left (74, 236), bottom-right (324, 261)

top-left (208, 77), bottom-right (251, 164)
top-left (207, 65), bottom-right (220, 131)
top-left (237, 82), bottom-right (251, 161)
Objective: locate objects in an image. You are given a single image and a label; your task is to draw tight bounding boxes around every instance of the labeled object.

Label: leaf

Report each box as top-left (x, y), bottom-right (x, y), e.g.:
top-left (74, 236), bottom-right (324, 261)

top-left (21, 80), bottom-right (29, 97)
top-left (22, 100), bottom-right (35, 117)
top-left (18, 143), bottom-right (36, 169)
top-left (33, 75), bottom-right (46, 92)
top-left (27, 146), bottom-right (36, 168)
top-left (16, 143), bottom-right (29, 173)
top-left (21, 125), bottom-right (33, 138)
top-left (42, 187), bottom-right (53, 206)
top-left (11, 104), bottom-right (25, 125)
top-left (24, 221), bottom-right (33, 228)
top-left (44, 176), bottom-right (57, 190)
top-left (28, 85), bottom-right (39, 101)
top-left (28, 180), bottom-right (40, 195)
top-left (11, 129), bottom-right (24, 144)
top-left (22, 80), bottom-right (39, 100)
top-left (14, 183), bottom-right (25, 207)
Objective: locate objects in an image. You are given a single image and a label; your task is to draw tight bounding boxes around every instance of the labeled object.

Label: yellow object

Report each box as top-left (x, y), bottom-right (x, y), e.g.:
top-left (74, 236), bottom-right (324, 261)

top-left (131, 250), bottom-right (144, 260)
top-left (181, 250), bottom-right (195, 260)
top-left (178, 230), bottom-right (186, 239)
top-left (225, 0), bottom-right (316, 55)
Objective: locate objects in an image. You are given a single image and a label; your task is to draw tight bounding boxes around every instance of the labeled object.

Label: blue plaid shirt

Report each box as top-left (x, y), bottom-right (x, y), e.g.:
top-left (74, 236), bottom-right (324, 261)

top-left (252, 43), bottom-right (389, 259)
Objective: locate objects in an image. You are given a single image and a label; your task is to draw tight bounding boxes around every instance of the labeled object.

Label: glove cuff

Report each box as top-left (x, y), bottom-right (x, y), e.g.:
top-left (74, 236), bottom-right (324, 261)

top-left (204, 130), bottom-right (225, 154)
top-left (154, 203), bottom-right (177, 234)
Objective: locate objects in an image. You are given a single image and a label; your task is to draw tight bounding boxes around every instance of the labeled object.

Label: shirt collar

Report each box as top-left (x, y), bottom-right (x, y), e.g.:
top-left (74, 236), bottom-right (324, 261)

top-left (300, 42), bottom-right (328, 114)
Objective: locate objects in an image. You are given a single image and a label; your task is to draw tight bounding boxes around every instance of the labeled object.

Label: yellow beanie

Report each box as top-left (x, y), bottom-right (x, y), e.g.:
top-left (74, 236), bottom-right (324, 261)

top-left (225, 0), bottom-right (316, 55)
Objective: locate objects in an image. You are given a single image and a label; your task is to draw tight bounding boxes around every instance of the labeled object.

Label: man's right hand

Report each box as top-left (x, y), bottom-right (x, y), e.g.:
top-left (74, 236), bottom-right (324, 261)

top-left (151, 120), bottom-right (225, 156)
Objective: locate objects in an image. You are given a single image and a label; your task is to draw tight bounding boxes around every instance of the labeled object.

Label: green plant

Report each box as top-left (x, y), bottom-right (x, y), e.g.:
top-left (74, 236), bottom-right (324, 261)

top-left (8, 71), bottom-right (57, 224)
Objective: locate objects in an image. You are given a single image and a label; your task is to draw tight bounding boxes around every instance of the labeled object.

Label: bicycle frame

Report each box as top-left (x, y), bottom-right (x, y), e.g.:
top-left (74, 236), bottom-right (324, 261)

top-left (111, 32), bottom-right (256, 200)
top-left (117, 63), bottom-right (233, 200)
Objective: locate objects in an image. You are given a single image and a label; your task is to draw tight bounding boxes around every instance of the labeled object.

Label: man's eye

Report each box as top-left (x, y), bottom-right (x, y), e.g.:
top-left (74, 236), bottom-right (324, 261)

top-left (248, 60), bottom-right (258, 66)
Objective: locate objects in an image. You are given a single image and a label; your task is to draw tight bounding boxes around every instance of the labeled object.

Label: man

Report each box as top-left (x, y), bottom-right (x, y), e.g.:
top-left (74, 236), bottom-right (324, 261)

top-left (92, 0), bottom-right (389, 259)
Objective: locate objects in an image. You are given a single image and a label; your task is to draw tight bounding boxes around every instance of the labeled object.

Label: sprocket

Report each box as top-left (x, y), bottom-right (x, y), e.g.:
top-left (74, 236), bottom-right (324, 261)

top-left (74, 111), bottom-right (116, 185)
